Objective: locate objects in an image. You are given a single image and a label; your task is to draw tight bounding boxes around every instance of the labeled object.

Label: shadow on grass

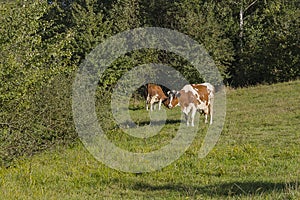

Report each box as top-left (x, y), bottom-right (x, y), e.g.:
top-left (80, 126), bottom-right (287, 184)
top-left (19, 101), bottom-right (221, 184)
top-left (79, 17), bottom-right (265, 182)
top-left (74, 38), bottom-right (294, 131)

top-left (132, 181), bottom-right (299, 197)
top-left (128, 106), bottom-right (144, 111)
top-left (120, 119), bottom-right (182, 128)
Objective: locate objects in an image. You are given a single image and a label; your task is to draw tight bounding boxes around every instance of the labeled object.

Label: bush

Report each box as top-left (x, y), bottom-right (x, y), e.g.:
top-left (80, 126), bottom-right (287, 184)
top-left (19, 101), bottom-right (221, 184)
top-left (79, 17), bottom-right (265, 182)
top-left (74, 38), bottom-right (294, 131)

top-left (0, 73), bottom-right (76, 167)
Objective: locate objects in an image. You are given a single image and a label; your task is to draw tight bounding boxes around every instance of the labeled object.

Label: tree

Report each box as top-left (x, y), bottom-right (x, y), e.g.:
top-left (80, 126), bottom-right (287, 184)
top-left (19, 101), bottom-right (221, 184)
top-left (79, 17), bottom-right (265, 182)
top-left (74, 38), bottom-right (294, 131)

top-left (215, 0), bottom-right (299, 86)
top-left (173, 0), bottom-right (235, 81)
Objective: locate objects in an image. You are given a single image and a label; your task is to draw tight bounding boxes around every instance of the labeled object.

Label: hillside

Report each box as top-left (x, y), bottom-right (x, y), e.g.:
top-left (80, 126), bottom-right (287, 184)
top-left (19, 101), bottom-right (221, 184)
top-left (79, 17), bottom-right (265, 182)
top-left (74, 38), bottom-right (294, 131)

top-left (0, 80), bottom-right (299, 199)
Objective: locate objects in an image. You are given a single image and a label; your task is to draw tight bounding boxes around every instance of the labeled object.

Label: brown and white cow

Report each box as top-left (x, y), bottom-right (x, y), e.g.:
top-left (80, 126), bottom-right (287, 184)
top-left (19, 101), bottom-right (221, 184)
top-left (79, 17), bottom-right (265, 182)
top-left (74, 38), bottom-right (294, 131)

top-left (167, 83), bottom-right (215, 126)
top-left (145, 83), bottom-right (168, 111)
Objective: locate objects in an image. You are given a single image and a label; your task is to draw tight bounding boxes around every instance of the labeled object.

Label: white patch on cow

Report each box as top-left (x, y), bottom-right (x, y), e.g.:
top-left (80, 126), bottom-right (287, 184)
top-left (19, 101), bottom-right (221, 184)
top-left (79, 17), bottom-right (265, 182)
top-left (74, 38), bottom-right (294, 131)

top-left (168, 91), bottom-right (180, 108)
top-left (168, 95), bottom-right (173, 108)
top-left (197, 101), bottom-right (207, 110)
top-left (150, 94), bottom-right (159, 104)
top-left (182, 85), bottom-right (198, 96)
top-left (196, 95), bottom-right (205, 106)
top-left (150, 94), bottom-right (161, 111)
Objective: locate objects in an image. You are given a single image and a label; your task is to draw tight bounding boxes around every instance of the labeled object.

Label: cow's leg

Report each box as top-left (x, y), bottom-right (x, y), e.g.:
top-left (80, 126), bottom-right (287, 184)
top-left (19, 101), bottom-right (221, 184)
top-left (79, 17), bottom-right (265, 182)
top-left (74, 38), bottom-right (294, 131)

top-left (158, 99), bottom-right (162, 110)
top-left (184, 113), bottom-right (189, 126)
top-left (183, 106), bottom-right (190, 126)
top-left (149, 96), bottom-right (156, 111)
top-left (204, 114), bottom-right (208, 124)
top-left (150, 95), bottom-right (158, 111)
top-left (208, 106), bottom-right (212, 124)
top-left (190, 107), bottom-right (197, 127)
top-left (146, 95), bottom-right (150, 111)
top-left (202, 106), bottom-right (209, 124)
top-left (209, 100), bottom-right (214, 125)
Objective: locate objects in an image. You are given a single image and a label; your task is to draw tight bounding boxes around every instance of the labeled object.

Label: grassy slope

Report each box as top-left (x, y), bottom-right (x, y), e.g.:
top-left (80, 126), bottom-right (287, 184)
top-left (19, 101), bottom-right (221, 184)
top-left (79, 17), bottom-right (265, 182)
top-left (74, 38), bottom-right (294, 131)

top-left (0, 80), bottom-right (299, 199)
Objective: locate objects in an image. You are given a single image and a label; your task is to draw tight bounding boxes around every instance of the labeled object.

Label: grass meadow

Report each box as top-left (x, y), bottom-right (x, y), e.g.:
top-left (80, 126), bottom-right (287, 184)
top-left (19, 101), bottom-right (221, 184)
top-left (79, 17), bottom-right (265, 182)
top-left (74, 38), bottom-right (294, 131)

top-left (0, 80), bottom-right (299, 199)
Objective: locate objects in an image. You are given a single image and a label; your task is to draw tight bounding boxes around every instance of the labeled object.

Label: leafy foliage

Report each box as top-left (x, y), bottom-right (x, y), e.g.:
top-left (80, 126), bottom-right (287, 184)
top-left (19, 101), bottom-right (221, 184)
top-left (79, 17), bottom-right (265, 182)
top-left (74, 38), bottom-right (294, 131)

top-left (0, 1), bottom-right (77, 165)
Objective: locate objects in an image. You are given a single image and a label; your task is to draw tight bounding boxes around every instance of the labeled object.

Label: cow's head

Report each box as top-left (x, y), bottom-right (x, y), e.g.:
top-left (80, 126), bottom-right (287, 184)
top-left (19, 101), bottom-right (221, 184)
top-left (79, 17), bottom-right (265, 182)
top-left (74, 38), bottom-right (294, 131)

top-left (167, 90), bottom-right (180, 108)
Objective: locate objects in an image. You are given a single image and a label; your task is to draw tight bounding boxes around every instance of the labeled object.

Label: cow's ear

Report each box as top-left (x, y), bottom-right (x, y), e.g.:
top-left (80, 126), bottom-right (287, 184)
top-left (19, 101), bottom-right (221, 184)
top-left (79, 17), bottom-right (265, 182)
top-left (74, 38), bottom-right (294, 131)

top-left (175, 92), bottom-right (181, 98)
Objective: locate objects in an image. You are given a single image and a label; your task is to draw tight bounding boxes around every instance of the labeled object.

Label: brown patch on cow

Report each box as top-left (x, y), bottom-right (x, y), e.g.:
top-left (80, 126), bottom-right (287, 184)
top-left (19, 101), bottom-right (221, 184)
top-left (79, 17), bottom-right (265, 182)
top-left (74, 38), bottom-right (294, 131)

top-left (146, 84), bottom-right (167, 100)
top-left (163, 97), bottom-right (172, 108)
top-left (191, 84), bottom-right (209, 106)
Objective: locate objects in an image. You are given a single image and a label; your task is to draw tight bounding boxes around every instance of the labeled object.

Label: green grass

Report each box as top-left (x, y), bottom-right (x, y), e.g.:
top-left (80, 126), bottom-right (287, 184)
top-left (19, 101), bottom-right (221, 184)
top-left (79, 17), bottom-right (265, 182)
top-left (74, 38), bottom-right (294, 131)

top-left (1, 80), bottom-right (300, 199)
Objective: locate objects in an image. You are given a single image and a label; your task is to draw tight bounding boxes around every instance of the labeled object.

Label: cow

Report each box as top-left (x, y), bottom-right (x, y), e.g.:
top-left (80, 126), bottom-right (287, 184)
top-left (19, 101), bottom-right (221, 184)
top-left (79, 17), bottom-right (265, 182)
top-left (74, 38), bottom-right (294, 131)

top-left (144, 83), bottom-right (169, 111)
top-left (167, 83), bottom-right (215, 126)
